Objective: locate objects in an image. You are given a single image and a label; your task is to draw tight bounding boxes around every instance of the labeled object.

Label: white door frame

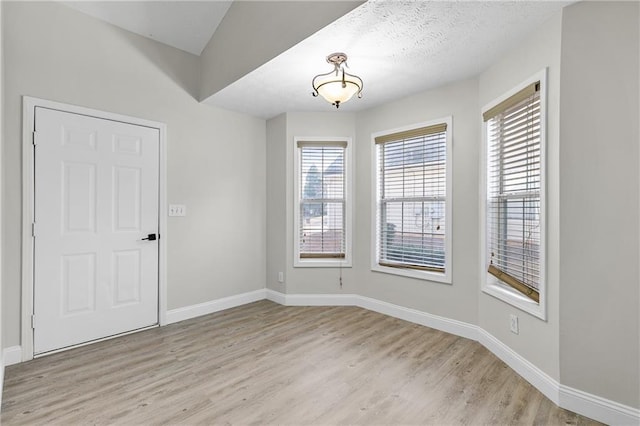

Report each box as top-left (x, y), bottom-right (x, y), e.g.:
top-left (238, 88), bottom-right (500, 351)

top-left (21, 96), bottom-right (168, 361)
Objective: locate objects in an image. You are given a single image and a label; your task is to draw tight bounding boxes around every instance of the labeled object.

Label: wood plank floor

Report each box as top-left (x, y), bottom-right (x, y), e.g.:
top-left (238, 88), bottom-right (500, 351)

top-left (2, 300), bottom-right (601, 425)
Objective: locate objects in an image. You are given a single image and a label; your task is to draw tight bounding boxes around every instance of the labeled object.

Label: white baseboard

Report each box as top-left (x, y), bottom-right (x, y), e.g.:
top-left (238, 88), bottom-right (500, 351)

top-left (477, 328), bottom-right (560, 405)
top-left (265, 290), bottom-right (639, 425)
top-left (559, 384), bottom-right (640, 426)
top-left (266, 290), bottom-right (357, 306)
top-left (357, 295), bottom-right (479, 341)
top-left (264, 291), bottom-right (477, 341)
top-left (265, 288), bottom-right (287, 305)
top-left (166, 289), bottom-right (266, 324)
top-left (4, 346), bottom-right (22, 366)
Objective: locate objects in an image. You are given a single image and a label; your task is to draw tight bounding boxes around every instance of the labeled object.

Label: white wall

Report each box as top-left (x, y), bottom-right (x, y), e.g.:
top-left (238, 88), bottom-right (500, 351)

top-left (559, 1), bottom-right (639, 408)
top-left (2, 1), bottom-right (267, 347)
top-left (477, 11), bottom-right (562, 380)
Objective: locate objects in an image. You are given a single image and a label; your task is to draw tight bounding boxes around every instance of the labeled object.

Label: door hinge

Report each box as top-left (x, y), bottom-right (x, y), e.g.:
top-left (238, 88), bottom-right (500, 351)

top-left (32, 131), bottom-right (38, 146)
top-left (31, 314), bottom-right (36, 329)
top-left (32, 222), bottom-right (36, 237)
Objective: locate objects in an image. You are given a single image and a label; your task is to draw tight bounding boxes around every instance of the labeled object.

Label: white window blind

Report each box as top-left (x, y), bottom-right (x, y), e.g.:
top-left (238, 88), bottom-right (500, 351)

top-left (298, 142), bottom-right (346, 258)
top-left (376, 124), bottom-right (447, 272)
top-left (485, 82), bottom-right (541, 302)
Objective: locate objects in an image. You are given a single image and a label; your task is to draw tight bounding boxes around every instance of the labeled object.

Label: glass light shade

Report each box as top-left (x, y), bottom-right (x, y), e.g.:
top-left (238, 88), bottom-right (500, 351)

top-left (315, 74), bottom-right (362, 105)
top-left (311, 53), bottom-right (363, 108)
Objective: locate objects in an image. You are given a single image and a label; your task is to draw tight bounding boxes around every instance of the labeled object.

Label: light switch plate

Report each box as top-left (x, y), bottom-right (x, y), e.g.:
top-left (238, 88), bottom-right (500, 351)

top-left (168, 204), bottom-right (186, 217)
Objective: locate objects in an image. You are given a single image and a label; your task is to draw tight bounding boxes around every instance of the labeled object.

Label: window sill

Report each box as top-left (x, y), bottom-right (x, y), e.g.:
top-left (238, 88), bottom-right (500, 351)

top-left (371, 264), bottom-right (451, 284)
top-left (294, 259), bottom-right (352, 268)
top-left (482, 275), bottom-right (546, 320)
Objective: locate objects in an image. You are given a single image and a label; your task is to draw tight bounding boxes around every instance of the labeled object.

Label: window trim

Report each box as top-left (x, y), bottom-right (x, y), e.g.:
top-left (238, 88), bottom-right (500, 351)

top-left (480, 69), bottom-right (547, 320)
top-left (371, 117), bottom-right (453, 284)
top-left (293, 137), bottom-right (353, 268)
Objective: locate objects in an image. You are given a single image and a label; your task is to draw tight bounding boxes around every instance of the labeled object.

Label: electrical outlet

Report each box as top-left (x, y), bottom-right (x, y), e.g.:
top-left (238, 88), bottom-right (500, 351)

top-left (510, 314), bottom-right (519, 334)
top-left (168, 204), bottom-right (186, 217)
top-left (278, 272), bottom-right (284, 283)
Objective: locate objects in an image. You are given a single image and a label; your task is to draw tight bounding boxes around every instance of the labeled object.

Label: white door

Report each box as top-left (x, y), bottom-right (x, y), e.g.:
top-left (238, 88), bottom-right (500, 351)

top-left (33, 107), bottom-right (160, 355)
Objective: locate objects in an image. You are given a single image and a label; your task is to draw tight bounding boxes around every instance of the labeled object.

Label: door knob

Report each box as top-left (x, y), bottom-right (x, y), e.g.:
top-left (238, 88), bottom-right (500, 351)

top-left (141, 234), bottom-right (157, 241)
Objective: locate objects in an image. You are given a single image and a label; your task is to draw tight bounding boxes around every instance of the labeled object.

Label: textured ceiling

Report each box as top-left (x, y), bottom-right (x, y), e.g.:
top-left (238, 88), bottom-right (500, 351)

top-left (63, 1), bottom-right (232, 55)
top-left (205, 0), bottom-right (571, 118)
top-left (62, 0), bottom-right (571, 119)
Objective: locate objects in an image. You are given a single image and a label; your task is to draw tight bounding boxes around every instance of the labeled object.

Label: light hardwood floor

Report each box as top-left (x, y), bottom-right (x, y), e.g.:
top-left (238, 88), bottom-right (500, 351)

top-left (2, 300), bottom-right (600, 425)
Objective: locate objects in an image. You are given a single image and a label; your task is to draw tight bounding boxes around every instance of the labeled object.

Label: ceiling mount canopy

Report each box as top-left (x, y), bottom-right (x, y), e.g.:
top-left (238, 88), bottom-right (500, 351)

top-left (312, 52), bottom-right (363, 109)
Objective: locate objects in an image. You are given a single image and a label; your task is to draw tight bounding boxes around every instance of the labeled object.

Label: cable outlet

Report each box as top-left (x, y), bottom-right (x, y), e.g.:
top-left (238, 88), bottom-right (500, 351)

top-left (278, 272), bottom-right (284, 283)
top-left (510, 314), bottom-right (519, 334)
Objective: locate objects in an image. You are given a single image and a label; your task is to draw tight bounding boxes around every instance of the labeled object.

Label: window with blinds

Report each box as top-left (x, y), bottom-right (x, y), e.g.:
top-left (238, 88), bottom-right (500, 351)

top-left (484, 81), bottom-right (542, 302)
top-left (375, 123), bottom-right (448, 272)
top-left (297, 141), bottom-right (346, 259)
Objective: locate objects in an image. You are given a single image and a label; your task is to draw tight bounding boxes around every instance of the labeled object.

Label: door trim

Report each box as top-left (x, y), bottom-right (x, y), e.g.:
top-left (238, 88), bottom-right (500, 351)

top-left (21, 96), bottom-right (168, 361)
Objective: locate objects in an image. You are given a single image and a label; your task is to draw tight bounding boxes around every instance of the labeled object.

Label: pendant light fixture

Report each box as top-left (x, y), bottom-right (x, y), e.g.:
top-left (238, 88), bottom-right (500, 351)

top-left (311, 52), bottom-right (363, 108)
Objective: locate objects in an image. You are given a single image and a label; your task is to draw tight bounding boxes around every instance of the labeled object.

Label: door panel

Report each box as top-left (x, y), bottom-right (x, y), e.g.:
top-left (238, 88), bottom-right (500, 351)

top-left (113, 166), bottom-right (141, 231)
top-left (34, 107), bottom-right (160, 355)
top-left (62, 253), bottom-right (96, 315)
top-left (63, 162), bottom-right (97, 233)
top-left (112, 249), bottom-right (141, 306)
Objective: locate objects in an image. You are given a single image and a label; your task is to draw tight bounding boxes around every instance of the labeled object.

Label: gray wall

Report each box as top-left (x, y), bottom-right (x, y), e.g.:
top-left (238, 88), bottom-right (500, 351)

top-left (266, 112), bottom-right (358, 295)
top-left (477, 11), bottom-right (562, 380)
top-left (2, 1), bottom-right (267, 347)
top-left (266, 114), bottom-right (287, 293)
top-left (265, 82), bottom-right (480, 322)
top-left (559, 1), bottom-right (640, 408)
top-left (265, 79), bottom-right (481, 324)
top-left (284, 112), bottom-right (358, 295)
top-left (0, 0), bottom-right (5, 390)
top-left (354, 79), bottom-right (479, 325)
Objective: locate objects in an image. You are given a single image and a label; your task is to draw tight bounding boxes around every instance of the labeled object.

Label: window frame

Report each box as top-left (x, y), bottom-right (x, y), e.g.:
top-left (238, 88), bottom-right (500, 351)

top-left (480, 69), bottom-right (547, 320)
top-left (371, 117), bottom-right (453, 284)
top-left (293, 137), bottom-right (353, 268)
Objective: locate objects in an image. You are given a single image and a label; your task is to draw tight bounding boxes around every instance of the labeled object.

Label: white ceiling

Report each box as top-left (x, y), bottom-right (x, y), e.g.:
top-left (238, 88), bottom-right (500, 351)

top-left (206, 0), bottom-right (570, 118)
top-left (63, 1), bottom-right (232, 55)
top-left (62, 0), bottom-right (570, 119)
